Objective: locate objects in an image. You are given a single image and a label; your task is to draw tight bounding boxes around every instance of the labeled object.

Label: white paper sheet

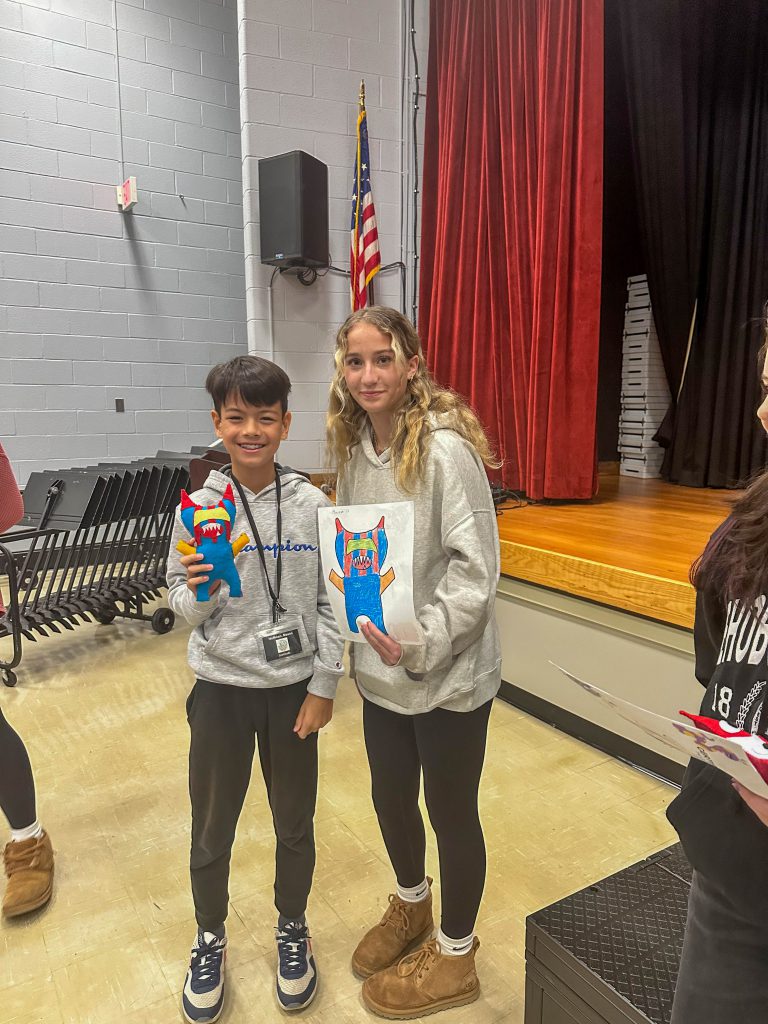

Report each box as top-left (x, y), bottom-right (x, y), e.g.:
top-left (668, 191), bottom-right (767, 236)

top-left (553, 662), bottom-right (768, 798)
top-left (318, 501), bottom-right (423, 645)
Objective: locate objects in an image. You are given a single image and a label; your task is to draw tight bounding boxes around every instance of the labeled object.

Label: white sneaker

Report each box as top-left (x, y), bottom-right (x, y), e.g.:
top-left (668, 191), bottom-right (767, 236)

top-left (182, 930), bottom-right (227, 1024)
top-left (275, 920), bottom-right (317, 1011)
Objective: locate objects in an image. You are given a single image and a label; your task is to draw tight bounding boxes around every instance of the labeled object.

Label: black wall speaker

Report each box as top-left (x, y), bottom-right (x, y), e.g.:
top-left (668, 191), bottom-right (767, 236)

top-left (258, 150), bottom-right (329, 269)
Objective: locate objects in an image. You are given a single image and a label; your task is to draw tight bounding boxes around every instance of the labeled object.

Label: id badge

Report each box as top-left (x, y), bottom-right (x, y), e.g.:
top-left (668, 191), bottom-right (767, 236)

top-left (257, 614), bottom-right (307, 664)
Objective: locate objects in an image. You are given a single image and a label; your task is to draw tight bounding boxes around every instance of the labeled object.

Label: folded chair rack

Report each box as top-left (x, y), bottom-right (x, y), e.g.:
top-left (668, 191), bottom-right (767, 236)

top-left (0, 454), bottom-right (192, 687)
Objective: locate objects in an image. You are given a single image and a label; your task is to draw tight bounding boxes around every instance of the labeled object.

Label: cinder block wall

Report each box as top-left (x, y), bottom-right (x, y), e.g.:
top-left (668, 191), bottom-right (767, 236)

top-left (238, 0), bottom-right (407, 471)
top-left (0, 0), bottom-right (246, 484)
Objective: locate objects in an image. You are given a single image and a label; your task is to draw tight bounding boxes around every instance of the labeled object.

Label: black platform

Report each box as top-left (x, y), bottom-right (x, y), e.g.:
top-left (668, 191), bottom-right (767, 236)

top-left (525, 845), bottom-right (691, 1024)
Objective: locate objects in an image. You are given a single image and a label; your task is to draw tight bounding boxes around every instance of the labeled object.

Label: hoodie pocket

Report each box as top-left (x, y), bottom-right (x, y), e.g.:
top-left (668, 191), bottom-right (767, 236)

top-left (668, 763), bottom-right (768, 923)
top-left (203, 613), bottom-right (313, 675)
top-left (425, 645), bottom-right (477, 710)
top-left (357, 665), bottom-right (429, 712)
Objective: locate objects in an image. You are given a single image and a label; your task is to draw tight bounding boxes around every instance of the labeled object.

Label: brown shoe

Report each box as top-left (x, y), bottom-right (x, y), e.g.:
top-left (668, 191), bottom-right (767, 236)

top-left (362, 937), bottom-right (480, 1019)
top-left (351, 879), bottom-right (434, 979)
top-left (2, 831), bottom-right (54, 918)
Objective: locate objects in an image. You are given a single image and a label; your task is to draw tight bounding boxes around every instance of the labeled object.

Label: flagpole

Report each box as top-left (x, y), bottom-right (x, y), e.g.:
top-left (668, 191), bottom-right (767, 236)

top-left (351, 81), bottom-right (365, 311)
top-left (361, 80), bottom-right (371, 308)
top-left (359, 81), bottom-right (376, 307)
top-left (351, 78), bottom-right (381, 310)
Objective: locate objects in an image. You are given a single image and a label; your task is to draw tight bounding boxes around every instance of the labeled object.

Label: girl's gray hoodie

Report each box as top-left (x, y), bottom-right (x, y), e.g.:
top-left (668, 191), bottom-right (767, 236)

top-left (167, 467), bottom-right (344, 699)
top-left (336, 425), bottom-right (501, 715)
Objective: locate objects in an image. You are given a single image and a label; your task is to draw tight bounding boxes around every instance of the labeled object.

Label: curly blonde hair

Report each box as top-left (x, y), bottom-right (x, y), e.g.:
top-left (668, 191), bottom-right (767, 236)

top-left (327, 306), bottom-right (500, 492)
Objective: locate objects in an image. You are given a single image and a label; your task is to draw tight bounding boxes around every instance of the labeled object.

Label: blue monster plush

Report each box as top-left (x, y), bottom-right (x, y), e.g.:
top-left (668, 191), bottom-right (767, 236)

top-left (176, 483), bottom-right (250, 602)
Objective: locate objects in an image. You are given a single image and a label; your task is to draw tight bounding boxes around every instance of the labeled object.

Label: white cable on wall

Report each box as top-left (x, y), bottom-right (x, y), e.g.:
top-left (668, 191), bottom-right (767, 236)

top-left (112, 0), bottom-right (126, 186)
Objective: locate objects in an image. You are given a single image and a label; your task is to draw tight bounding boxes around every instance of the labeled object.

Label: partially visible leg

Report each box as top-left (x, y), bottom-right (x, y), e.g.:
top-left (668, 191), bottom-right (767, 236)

top-left (256, 679), bottom-right (319, 1013)
top-left (671, 871), bottom-right (768, 1024)
top-left (353, 700), bottom-right (434, 979)
top-left (184, 682), bottom-right (255, 1024)
top-left (362, 700), bottom-right (492, 1019)
top-left (0, 708), bottom-right (53, 918)
top-left (188, 680), bottom-right (256, 933)
top-left (255, 679), bottom-right (318, 921)
top-left (0, 708), bottom-right (36, 829)
top-left (363, 698), bottom-right (425, 887)
top-left (417, 699), bottom-right (492, 942)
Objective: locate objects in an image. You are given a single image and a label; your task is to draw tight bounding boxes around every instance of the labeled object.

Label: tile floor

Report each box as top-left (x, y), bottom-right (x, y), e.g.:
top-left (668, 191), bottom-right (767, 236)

top-left (0, 609), bottom-right (678, 1023)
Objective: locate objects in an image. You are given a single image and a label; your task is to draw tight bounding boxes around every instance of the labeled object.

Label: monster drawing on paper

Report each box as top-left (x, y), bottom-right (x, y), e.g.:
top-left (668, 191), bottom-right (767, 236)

top-left (329, 516), bottom-right (395, 634)
top-left (679, 711), bottom-right (768, 782)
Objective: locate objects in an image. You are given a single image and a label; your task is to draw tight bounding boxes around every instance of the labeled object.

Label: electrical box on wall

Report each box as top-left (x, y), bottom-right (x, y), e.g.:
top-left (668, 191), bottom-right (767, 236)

top-left (116, 177), bottom-right (138, 212)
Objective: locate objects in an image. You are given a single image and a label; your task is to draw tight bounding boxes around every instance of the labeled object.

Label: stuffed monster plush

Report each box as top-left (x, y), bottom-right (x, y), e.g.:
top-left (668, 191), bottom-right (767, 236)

top-left (176, 483), bottom-right (250, 602)
top-left (329, 516), bottom-right (395, 634)
top-left (680, 710), bottom-right (768, 783)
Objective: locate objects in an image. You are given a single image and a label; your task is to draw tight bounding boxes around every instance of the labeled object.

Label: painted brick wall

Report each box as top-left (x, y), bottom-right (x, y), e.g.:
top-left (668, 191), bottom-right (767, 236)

top-left (0, 0), bottom-right (246, 484)
top-left (237, 0), bottom-right (409, 471)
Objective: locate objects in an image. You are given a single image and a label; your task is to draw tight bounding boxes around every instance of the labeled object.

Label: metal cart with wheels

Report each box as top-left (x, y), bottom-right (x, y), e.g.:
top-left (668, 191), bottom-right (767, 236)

top-left (0, 454), bottom-right (191, 686)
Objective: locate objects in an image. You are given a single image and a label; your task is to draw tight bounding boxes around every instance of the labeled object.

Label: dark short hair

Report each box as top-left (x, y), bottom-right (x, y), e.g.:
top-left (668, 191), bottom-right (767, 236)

top-left (206, 356), bottom-right (292, 414)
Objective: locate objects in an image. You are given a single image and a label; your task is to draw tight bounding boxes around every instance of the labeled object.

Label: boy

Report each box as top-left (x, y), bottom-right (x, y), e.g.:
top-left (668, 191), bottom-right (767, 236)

top-left (167, 356), bottom-right (344, 1022)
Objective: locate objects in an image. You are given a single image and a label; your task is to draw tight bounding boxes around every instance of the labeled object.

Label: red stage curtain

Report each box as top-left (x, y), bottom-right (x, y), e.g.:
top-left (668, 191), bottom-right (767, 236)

top-left (419, 0), bottom-right (604, 500)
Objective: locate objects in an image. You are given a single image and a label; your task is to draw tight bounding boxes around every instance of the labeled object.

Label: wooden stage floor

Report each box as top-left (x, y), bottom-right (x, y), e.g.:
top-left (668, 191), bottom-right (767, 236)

top-left (497, 473), bottom-right (734, 629)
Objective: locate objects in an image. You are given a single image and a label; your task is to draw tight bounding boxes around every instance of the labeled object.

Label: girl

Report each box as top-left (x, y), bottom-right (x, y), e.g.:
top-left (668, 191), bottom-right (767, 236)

top-left (668, 319), bottom-right (768, 1023)
top-left (0, 442), bottom-right (54, 917)
top-left (327, 307), bottom-right (501, 1019)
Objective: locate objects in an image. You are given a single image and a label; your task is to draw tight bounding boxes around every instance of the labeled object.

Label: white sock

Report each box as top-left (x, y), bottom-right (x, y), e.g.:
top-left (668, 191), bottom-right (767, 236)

top-left (10, 820), bottom-right (43, 844)
top-left (437, 928), bottom-right (474, 957)
top-left (396, 878), bottom-right (430, 903)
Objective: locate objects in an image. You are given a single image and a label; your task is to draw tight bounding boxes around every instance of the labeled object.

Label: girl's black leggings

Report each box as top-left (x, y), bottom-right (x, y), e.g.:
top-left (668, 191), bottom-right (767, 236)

top-left (362, 696), bottom-right (492, 939)
top-left (0, 709), bottom-right (36, 830)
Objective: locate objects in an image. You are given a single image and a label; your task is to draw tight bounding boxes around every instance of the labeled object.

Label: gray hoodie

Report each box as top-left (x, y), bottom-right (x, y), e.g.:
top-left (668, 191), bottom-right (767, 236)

top-left (336, 424), bottom-right (501, 714)
top-left (167, 466), bottom-right (344, 699)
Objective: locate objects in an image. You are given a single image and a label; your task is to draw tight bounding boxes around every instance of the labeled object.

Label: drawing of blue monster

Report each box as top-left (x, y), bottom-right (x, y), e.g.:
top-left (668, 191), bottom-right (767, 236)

top-left (176, 484), bottom-right (249, 602)
top-left (329, 516), bottom-right (395, 634)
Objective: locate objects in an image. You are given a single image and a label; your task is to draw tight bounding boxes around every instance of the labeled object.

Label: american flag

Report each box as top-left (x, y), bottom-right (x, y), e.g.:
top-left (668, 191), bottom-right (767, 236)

top-left (350, 92), bottom-right (381, 310)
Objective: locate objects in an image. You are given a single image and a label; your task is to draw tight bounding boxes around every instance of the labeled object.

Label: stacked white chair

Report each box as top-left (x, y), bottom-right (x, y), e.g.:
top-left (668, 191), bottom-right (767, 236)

top-left (618, 274), bottom-right (670, 478)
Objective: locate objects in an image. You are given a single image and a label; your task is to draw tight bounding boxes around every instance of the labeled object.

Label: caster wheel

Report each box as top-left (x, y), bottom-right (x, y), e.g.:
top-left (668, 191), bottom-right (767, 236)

top-left (94, 606), bottom-right (117, 625)
top-left (3, 669), bottom-right (17, 687)
top-left (151, 608), bottom-right (175, 634)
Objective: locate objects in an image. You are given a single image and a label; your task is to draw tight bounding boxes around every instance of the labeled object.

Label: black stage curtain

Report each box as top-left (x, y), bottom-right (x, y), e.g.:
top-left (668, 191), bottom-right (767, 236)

top-left (618, 0), bottom-right (768, 487)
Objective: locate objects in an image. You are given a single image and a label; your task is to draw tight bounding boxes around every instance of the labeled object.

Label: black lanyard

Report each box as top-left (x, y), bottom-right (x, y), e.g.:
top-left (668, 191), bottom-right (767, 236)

top-left (231, 470), bottom-right (285, 624)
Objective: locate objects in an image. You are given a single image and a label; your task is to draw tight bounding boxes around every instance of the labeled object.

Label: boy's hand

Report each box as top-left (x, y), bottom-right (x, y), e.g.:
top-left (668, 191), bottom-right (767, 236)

top-left (360, 620), bottom-right (402, 667)
top-left (181, 551), bottom-right (221, 597)
top-left (294, 694), bottom-right (333, 739)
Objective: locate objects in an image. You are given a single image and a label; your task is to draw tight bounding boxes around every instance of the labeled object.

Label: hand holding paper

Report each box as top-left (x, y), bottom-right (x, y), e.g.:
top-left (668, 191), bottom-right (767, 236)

top-left (360, 620), bottom-right (403, 667)
top-left (732, 781), bottom-right (768, 826)
top-left (553, 662), bottom-right (768, 799)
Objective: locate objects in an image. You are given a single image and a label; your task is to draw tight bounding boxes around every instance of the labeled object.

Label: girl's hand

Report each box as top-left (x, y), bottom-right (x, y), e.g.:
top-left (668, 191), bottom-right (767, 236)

top-left (360, 620), bottom-right (402, 667)
top-left (294, 694), bottom-right (334, 738)
top-left (732, 780), bottom-right (768, 828)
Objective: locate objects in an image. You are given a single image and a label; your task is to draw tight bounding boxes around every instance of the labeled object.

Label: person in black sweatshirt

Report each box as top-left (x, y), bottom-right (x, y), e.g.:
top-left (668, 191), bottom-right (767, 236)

top-left (668, 323), bottom-right (768, 1023)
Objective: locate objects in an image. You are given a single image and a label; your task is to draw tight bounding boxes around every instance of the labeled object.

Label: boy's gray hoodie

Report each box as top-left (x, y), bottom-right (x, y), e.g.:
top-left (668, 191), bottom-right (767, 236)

top-left (167, 466), bottom-right (344, 699)
top-left (336, 423), bottom-right (501, 715)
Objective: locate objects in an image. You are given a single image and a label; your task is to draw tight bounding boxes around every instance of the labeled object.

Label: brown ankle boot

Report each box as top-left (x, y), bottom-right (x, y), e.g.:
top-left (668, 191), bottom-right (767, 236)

top-left (351, 879), bottom-right (434, 979)
top-left (362, 937), bottom-right (480, 1019)
top-left (2, 831), bottom-right (54, 918)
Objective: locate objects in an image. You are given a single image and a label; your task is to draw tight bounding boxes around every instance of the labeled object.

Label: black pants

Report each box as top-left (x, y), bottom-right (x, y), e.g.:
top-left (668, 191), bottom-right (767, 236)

top-left (188, 678), bottom-right (318, 932)
top-left (671, 870), bottom-right (768, 1023)
top-left (0, 709), bottom-right (36, 830)
top-left (363, 697), bottom-right (492, 939)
